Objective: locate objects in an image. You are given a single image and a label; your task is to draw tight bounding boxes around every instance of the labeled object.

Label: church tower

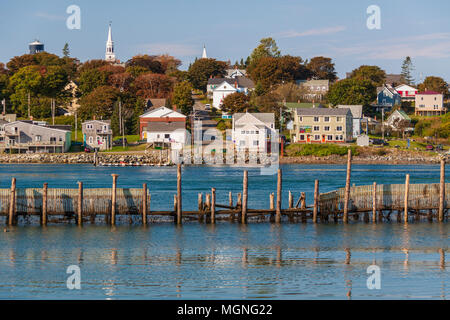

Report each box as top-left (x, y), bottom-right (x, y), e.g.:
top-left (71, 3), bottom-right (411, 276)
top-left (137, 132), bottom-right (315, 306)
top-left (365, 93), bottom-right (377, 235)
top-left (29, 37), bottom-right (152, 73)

top-left (202, 45), bottom-right (208, 59)
top-left (105, 23), bottom-right (116, 62)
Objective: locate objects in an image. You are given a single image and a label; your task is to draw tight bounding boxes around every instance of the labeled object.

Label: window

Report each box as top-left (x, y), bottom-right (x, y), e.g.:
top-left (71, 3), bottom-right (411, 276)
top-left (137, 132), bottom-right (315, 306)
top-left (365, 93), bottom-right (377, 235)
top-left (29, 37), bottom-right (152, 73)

top-left (157, 134), bottom-right (160, 139)
top-left (324, 126), bottom-right (330, 131)
top-left (336, 117), bottom-right (342, 122)
top-left (250, 131), bottom-right (254, 134)
top-left (35, 135), bottom-right (42, 142)
top-left (336, 126), bottom-right (343, 131)
top-left (253, 140), bottom-right (259, 146)
top-left (255, 131), bottom-right (259, 135)
top-left (314, 117), bottom-right (320, 122)
top-left (300, 135), bottom-right (305, 141)
top-left (165, 134), bottom-right (170, 139)
top-left (324, 117), bottom-right (330, 122)
top-left (313, 126), bottom-right (320, 131)
top-left (298, 116), bottom-right (303, 122)
top-left (336, 135), bottom-right (341, 141)
top-left (241, 130), bottom-right (245, 134)
top-left (314, 135), bottom-right (320, 140)
top-left (340, 135), bottom-right (344, 141)
top-left (87, 124), bottom-right (93, 129)
top-left (327, 135), bottom-right (333, 141)
top-left (239, 140), bottom-right (246, 146)
top-left (89, 136), bottom-right (93, 144)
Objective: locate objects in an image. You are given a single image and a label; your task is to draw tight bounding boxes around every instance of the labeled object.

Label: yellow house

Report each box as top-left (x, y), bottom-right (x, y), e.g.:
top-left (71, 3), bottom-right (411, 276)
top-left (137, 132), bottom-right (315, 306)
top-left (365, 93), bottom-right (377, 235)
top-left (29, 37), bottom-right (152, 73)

top-left (290, 108), bottom-right (353, 143)
top-left (415, 91), bottom-right (446, 116)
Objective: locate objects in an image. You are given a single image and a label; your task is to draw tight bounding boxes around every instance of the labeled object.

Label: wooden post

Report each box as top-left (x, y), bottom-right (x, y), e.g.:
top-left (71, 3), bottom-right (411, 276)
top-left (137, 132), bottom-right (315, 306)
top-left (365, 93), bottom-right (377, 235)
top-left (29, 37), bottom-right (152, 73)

top-left (8, 178), bottom-right (16, 226)
top-left (173, 195), bottom-right (178, 223)
top-left (205, 193), bottom-right (211, 222)
top-left (237, 193), bottom-right (242, 208)
top-left (211, 188), bottom-right (216, 224)
top-left (177, 164), bottom-right (182, 225)
top-left (276, 169), bottom-right (282, 223)
top-left (372, 182), bottom-right (377, 223)
top-left (270, 193), bottom-right (275, 210)
top-left (229, 192), bottom-right (233, 208)
top-left (288, 191), bottom-right (293, 209)
top-left (343, 149), bottom-right (352, 224)
top-left (439, 159), bottom-right (445, 222)
top-left (300, 192), bottom-right (306, 209)
top-left (404, 174), bottom-right (410, 223)
top-left (242, 171), bottom-right (248, 224)
top-left (313, 180), bottom-right (319, 223)
top-left (111, 174), bottom-right (118, 226)
top-left (142, 183), bottom-right (148, 225)
top-left (42, 183), bottom-right (48, 226)
top-left (198, 193), bottom-right (203, 221)
top-left (77, 182), bottom-right (83, 226)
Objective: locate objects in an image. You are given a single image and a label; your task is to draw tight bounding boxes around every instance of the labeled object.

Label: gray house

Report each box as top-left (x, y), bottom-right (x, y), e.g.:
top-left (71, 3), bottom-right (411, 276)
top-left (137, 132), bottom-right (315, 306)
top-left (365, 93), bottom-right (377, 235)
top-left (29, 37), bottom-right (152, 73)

top-left (2, 121), bottom-right (72, 153)
top-left (82, 120), bottom-right (113, 151)
top-left (337, 105), bottom-right (364, 138)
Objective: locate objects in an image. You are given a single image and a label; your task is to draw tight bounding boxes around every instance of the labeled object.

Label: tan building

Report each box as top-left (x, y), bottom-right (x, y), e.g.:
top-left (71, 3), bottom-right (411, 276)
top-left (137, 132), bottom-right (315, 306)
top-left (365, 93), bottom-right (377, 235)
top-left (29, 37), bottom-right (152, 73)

top-left (415, 91), bottom-right (446, 116)
top-left (290, 108), bottom-right (353, 143)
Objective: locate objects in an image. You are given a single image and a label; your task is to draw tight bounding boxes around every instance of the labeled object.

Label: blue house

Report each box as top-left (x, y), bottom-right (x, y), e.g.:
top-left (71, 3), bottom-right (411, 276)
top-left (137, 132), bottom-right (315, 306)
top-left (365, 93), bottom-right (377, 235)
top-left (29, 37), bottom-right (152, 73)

top-left (377, 85), bottom-right (401, 109)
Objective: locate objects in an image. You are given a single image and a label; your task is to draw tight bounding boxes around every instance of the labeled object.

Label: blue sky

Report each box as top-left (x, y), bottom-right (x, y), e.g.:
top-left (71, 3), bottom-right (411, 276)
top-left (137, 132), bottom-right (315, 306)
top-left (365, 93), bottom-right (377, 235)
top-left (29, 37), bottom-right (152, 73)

top-left (1, 0), bottom-right (450, 82)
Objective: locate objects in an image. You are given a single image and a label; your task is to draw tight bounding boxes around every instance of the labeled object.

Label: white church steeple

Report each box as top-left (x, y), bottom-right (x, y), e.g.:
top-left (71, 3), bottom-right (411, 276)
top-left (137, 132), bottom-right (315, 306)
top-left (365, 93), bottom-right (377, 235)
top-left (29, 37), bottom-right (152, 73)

top-left (202, 45), bottom-right (208, 59)
top-left (105, 22), bottom-right (116, 62)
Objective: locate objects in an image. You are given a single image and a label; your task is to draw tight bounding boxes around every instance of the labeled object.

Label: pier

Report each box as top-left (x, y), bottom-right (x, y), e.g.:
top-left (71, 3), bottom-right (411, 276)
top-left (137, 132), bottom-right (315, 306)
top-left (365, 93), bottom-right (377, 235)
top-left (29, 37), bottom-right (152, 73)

top-left (1, 151), bottom-right (448, 226)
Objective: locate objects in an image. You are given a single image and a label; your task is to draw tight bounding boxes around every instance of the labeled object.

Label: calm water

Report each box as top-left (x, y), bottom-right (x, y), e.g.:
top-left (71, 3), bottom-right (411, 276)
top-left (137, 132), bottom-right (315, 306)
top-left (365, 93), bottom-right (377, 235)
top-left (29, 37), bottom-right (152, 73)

top-left (0, 164), bottom-right (448, 299)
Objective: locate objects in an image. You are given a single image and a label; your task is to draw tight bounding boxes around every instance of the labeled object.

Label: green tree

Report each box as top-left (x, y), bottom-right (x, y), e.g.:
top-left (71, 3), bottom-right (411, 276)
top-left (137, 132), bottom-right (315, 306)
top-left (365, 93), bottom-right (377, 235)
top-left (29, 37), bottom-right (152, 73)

top-left (78, 86), bottom-right (120, 120)
top-left (401, 56), bottom-right (415, 85)
top-left (172, 81), bottom-right (194, 115)
top-left (418, 76), bottom-right (449, 95)
top-left (187, 58), bottom-right (227, 91)
top-left (8, 65), bottom-right (43, 116)
top-left (221, 92), bottom-right (251, 114)
top-left (62, 43), bottom-right (70, 57)
top-left (78, 69), bottom-right (109, 95)
top-left (249, 38), bottom-right (281, 65)
top-left (349, 65), bottom-right (386, 86)
top-left (307, 56), bottom-right (337, 81)
top-left (327, 78), bottom-right (376, 106)
top-left (126, 55), bottom-right (163, 74)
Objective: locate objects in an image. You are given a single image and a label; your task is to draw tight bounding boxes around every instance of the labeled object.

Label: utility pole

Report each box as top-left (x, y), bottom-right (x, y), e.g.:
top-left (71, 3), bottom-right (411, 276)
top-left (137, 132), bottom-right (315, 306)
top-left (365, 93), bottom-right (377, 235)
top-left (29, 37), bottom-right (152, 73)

top-left (51, 98), bottom-right (55, 125)
top-left (381, 108), bottom-right (385, 140)
top-left (119, 100), bottom-right (125, 149)
top-left (1, 98), bottom-right (5, 115)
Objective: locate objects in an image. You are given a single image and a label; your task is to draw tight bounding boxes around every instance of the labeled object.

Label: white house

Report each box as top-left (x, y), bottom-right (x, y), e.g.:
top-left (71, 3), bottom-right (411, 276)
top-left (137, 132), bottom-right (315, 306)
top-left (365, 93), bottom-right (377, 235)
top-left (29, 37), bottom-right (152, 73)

top-left (226, 68), bottom-right (247, 78)
top-left (395, 84), bottom-right (418, 101)
top-left (207, 77), bottom-right (255, 109)
top-left (337, 105), bottom-right (364, 138)
top-left (140, 107), bottom-right (187, 150)
top-left (232, 113), bottom-right (275, 152)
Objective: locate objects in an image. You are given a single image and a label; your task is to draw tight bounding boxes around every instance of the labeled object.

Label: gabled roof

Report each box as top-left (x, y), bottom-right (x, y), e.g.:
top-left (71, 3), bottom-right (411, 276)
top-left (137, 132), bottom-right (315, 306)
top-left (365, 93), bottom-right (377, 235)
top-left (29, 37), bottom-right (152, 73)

top-left (233, 112), bottom-right (275, 126)
top-left (286, 102), bottom-right (325, 109)
top-left (208, 76), bottom-right (255, 89)
top-left (83, 119), bottom-right (111, 125)
top-left (395, 84), bottom-right (417, 91)
top-left (389, 109), bottom-right (411, 121)
top-left (5, 121), bottom-right (71, 133)
top-left (337, 105), bottom-right (363, 119)
top-left (145, 121), bottom-right (185, 132)
top-left (377, 85), bottom-right (399, 96)
top-left (302, 79), bottom-right (329, 86)
top-left (295, 108), bottom-right (352, 117)
top-left (140, 106), bottom-right (186, 119)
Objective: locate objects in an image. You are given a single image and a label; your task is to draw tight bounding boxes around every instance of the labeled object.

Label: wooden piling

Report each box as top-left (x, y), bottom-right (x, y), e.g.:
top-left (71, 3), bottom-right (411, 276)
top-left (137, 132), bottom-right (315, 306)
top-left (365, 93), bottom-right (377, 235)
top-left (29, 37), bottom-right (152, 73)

top-left (404, 174), bottom-right (410, 223)
top-left (237, 193), bottom-right (242, 208)
top-left (42, 183), bottom-right (48, 226)
top-left (77, 182), bottom-right (83, 226)
top-left (276, 169), bottom-right (282, 223)
top-left (300, 192), bottom-right (306, 209)
top-left (8, 178), bottom-right (16, 226)
top-left (142, 183), bottom-right (148, 225)
top-left (177, 164), bottom-right (182, 225)
top-left (289, 191), bottom-right (293, 209)
top-left (198, 193), bottom-right (204, 222)
top-left (211, 188), bottom-right (216, 224)
top-left (372, 182), bottom-right (377, 223)
top-left (270, 193), bottom-right (275, 210)
top-left (439, 159), bottom-right (445, 222)
top-left (313, 180), bottom-right (319, 223)
top-left (111, 174), bottom-right (118, 226)
top-left (343, 149), bottom-right (352, 224)
top-left (229, 192), bottom-right (233, 207)
top-left (242, 171), bottom-right (248, 224)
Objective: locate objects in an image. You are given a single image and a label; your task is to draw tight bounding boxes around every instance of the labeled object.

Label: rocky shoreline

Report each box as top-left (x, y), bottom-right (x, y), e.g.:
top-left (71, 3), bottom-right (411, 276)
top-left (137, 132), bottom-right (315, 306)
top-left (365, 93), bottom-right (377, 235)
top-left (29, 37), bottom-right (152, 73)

top-left (0, 151), bottom-right (443, 165)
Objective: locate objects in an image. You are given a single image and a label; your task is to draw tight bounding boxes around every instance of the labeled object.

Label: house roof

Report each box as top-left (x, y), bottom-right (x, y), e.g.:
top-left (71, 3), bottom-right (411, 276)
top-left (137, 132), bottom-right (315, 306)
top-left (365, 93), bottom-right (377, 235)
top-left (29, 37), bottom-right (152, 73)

top-left (302, 79), bottom-right (329, 86)
top-left (286, 102), bottom-right (325, 109)
top-left (207, 76), bottom-right (255, 89)
top-left (140, 106), bottom-right (186, 119)
top-left (417, 91), bottom-right (442, 95)
top-left (146, 98), bottom-right (167, 109)
top-left (145, 121), bottom-right (185, 132)
top-left (395, 84), bottom-right (417, 91)
top-left (337, 105), bottom-right (363, 119)
top-left (5, 121), bottom-right (71, 133)
top-left (83, 119), bottom-right (111, 125)
top-left (233, 112), bottom-right (275, 125)
top-left (0, 119), bottom-right (8, 125)
top-left (396, 110), bottom-right (411, 120)
top-left (295, 108), bottom-right (352, 116)
top-left (377, 85), bottom-right (399, 96)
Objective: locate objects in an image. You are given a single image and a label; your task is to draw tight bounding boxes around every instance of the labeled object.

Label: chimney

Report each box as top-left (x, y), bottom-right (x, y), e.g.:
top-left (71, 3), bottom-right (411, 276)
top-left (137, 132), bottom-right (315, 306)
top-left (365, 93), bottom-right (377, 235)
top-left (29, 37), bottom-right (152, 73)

top-left (234, 80), bottom-right (238, 89)
top-left (173, 104), bottom-right (177, 112)
top-left (93, 115), bottom-right (96, 120)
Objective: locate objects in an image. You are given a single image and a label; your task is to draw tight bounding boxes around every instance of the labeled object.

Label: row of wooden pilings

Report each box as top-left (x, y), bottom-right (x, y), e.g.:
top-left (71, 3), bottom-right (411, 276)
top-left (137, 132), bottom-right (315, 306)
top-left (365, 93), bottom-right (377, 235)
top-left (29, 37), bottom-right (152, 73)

top-left (5, 149), bottom-right (448, 226)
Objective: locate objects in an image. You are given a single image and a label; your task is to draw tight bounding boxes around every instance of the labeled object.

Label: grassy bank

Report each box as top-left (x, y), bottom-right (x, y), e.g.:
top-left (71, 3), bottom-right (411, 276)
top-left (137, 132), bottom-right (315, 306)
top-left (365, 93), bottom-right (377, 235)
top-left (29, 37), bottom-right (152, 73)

top-left (286, 144), bottom-right (359, 157)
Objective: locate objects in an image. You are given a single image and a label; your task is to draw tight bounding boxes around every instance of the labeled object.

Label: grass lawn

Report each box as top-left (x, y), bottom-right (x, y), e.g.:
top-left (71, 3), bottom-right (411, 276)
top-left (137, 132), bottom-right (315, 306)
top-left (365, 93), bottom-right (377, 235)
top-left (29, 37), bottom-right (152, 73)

top-left (386, 139), bottom-right (428, 150)
top-left (113, 135), bottom-right (141, 143)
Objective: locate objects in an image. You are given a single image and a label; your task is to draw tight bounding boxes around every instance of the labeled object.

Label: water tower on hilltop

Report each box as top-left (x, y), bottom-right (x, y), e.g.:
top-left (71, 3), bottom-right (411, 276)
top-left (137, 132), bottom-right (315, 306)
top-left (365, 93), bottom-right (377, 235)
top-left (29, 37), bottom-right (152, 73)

top-left (29, 40), bottom-right (45, 54)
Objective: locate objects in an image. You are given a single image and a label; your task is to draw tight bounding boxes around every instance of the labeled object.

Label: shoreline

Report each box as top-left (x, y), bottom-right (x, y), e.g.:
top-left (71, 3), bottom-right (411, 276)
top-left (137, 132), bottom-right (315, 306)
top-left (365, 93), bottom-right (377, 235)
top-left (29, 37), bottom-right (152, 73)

top-left (0, 152), bottom-right (442, 165)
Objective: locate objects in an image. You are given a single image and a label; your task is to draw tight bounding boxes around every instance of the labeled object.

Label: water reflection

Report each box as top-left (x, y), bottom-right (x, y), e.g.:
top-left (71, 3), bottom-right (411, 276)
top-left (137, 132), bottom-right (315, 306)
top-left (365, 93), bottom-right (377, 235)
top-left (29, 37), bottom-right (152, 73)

top-left (0, 223), bottom-right (448, 299)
